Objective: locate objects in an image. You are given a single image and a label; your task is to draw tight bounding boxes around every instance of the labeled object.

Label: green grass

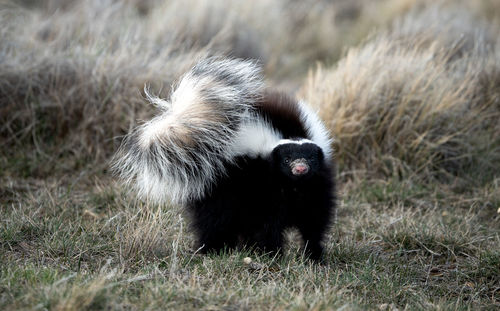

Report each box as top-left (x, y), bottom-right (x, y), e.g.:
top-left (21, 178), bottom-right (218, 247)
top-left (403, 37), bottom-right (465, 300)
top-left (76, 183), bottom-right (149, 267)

top-left (1, 171), bottom-right (499, 310)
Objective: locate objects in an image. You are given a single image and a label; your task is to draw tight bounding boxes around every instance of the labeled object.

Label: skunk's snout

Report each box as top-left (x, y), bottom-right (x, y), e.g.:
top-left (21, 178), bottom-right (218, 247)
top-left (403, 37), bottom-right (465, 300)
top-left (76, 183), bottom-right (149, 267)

top-left (291, 158), bottom-right (309, 176)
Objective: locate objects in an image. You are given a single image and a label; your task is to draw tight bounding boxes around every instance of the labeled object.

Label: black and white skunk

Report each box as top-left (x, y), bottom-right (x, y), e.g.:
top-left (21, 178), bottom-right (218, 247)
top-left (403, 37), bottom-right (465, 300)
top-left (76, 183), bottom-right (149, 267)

top-left (113, 58), bottom-right (336, 260)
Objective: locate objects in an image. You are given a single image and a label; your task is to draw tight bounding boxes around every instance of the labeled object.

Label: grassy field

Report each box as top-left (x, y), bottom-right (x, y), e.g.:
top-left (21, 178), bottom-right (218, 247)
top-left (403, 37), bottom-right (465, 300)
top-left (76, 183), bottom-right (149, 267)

top-left (1, 0), bottom-right (499, 310)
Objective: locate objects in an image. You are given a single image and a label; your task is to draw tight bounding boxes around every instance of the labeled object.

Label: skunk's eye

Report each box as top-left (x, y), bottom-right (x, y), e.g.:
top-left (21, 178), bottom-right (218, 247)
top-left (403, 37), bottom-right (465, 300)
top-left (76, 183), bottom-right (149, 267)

top-left (284, 157), bottom-right (290, 164)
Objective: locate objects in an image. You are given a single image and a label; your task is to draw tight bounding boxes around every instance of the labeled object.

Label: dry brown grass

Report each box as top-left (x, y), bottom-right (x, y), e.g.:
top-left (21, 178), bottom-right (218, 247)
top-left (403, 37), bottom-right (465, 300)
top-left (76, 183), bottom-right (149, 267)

top-left (0, 1), bottom-right (207, 175)
top-left (302, 4), bottom-right (500, 182)
top-left (0, 0), bottom-right (439, 177)
top-left (1, 0), bottom-right (399, 177)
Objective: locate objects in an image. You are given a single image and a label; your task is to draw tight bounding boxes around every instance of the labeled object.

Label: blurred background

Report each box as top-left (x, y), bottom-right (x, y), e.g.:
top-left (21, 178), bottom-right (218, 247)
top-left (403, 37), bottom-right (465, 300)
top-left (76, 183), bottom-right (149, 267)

top-left (1, 0), bottom-right (499, 181)
top-left (1, 0), bottom-right (499, 179)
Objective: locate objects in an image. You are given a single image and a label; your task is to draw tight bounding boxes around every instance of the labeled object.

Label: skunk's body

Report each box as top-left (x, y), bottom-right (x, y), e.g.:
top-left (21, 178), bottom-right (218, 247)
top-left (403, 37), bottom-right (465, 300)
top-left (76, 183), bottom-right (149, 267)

top-left (113, 58), bottom-right (335, 260)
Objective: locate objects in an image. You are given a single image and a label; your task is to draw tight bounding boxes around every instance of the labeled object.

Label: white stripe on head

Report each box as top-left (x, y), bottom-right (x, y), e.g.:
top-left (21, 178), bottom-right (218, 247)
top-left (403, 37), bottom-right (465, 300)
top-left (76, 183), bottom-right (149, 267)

top-left (297, 101), bottom-right (333, 159)
top-left (276, 138), bottom-right (315, 146)
top-left (228, 100), bottom-right (333, 160)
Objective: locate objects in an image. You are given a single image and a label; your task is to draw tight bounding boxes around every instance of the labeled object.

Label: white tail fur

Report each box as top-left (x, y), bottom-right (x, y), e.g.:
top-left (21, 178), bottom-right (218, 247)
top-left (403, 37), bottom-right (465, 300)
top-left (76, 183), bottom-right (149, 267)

top-left (112, 58), bottom-right (264, 204)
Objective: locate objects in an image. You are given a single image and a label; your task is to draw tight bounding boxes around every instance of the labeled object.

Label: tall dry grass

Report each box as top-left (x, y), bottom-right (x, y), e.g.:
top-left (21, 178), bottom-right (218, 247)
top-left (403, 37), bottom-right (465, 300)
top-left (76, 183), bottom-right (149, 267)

top-left (1, 0), bottom-right (419, 181)
top-left (302, 4), bottom-right (500, 182)
top-left (0, 1), bottom-right (206, 175)
top-left (3, 0), bottom-right (497, 180)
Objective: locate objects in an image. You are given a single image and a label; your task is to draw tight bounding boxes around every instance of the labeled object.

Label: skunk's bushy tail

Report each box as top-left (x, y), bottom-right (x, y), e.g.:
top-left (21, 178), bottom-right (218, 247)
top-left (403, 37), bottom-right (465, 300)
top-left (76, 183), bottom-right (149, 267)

top-left (112, 58), bottom-right (263, 204)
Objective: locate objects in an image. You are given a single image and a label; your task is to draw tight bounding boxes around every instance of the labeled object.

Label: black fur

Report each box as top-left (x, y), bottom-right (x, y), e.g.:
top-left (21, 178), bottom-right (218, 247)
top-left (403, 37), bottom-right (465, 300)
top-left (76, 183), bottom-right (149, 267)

top-left (188, 142), bottom-right (335, 261)
top-left (255, 91), bottom-right (308, 139)
top-left (113, 58), bottom-right (336, 261)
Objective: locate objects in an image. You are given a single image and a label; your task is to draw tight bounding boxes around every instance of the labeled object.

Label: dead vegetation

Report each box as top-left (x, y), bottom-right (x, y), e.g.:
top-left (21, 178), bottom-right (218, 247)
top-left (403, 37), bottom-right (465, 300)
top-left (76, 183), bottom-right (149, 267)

top-left (302, 4), bottom-right (500, 183)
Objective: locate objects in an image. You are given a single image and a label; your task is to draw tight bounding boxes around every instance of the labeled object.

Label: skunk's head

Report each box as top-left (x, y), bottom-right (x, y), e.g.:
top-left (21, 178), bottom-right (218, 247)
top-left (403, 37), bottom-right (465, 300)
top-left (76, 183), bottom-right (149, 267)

top-left (271, 139), bottom-right (325, 181)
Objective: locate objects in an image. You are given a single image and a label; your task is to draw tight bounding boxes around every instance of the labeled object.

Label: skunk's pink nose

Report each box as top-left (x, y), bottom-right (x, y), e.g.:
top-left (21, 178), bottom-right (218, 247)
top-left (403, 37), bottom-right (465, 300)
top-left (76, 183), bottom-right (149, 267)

top-left (292, 164), bottom-right (309, 175)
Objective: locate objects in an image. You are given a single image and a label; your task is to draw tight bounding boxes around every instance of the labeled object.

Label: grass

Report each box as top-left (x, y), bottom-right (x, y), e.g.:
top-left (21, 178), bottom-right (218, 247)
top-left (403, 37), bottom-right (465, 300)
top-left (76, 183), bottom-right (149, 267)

top-left (1, 177), bottom-right (498, 309)
top-left (301, 4), bottom-right (500, 182)
top-left (1, 0), bottom-right (500, 310)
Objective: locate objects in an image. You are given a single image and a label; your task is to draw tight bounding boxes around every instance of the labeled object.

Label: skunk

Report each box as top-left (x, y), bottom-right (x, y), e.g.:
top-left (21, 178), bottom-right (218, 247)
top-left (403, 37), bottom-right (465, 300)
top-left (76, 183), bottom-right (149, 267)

top-left (113, 58), bottom-right (336, 260)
